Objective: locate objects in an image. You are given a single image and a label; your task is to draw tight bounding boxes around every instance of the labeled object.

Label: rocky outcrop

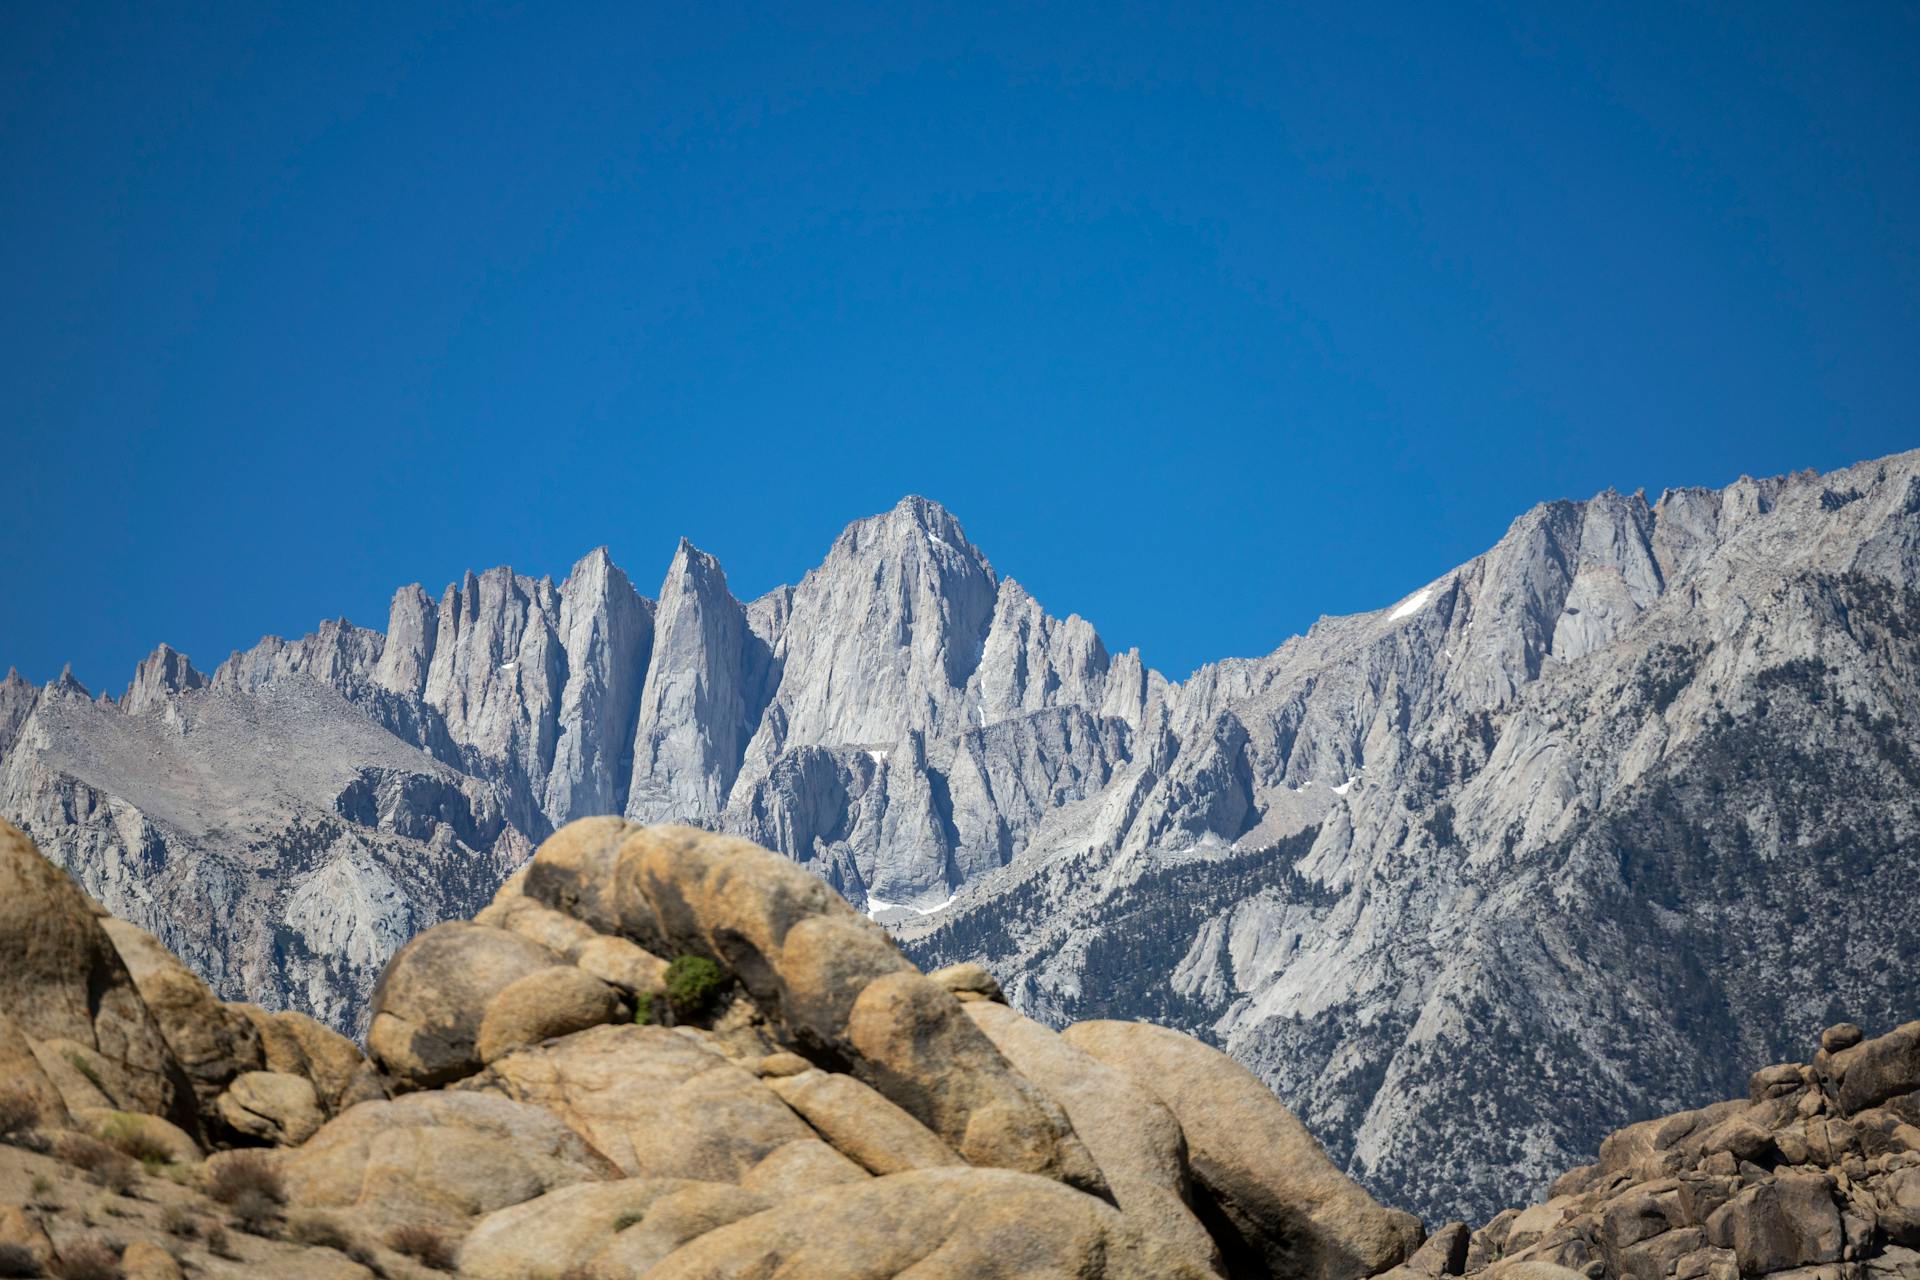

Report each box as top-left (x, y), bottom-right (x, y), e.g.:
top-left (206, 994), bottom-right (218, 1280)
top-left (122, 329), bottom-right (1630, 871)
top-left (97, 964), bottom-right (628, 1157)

top-left (1065, 1018), bottom-right (1424, 1280)
top-left (6, 816), bottom-right (1920, 1280)
top-left (1445, 1019), bottom-right (1920, 1280)
top-left (1, 818), bottom-right (1420, 1279)
top-left (0, 820), bottom-right (194, 1131)
top-left (0, 818), bottom-right (381, 1147)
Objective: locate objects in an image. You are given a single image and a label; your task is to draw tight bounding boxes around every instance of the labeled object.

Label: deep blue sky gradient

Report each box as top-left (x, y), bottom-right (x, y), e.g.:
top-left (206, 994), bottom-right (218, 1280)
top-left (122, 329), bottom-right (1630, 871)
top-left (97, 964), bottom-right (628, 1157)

top-left (4, 2), bottom-right (1916, 688)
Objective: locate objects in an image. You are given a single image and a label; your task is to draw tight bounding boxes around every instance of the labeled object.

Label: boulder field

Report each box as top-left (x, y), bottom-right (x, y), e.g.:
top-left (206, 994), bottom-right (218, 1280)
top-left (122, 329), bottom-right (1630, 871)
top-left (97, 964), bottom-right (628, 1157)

top-left (0, 814), bottom-right (1915, 1279)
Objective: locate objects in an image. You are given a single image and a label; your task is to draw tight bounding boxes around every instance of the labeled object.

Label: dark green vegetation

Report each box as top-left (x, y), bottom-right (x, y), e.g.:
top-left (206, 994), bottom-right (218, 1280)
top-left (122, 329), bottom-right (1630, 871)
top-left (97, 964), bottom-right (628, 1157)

top-left (663, 955), bottom-right (730, 1023)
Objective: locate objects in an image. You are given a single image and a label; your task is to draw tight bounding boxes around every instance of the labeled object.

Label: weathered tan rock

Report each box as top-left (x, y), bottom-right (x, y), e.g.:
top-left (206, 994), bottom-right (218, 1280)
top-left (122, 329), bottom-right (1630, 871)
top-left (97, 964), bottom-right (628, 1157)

top-left (740, 1138), bottom-right (870, 1198)
top-left (1501, 1199), bottom-right (1572, 1255)
top-left (621, 825), bottom-right (902, 1033)
top-left (120, 1240), bottom-right (185, 1280)
top-left (457, 1178), bottom-right (712, 1280)
top-left (575, 934), bottom-right (670, 996)
top-left (642, 1166), bottom-right (1219, 1280)
top-left (1398, 1221), bottom-right (1470, 1277)
top-left (278, 1089), bottom-right (617, 1231)
top-left (583, 1182), bottom-right (777, 1276)
top-left (475, 889), bottom-right (604, 957)
top-left (216, 1070), bottom-right (325, 1145)
top-left (365, 921), bottom-right (562, 1089)
top-left (1829, 1023), bottom-right (1920, 1117)
top-left (522, 815), bottom-right (639, 936)
top-left (1483, 1264), bottom-right (1589, 1280)
top-left (461, 1023), bottom-right (813, 1182)
top-left (1705, 1171), bottom-right (1844, 1275)
top-left (764, 1068), bottom-right (961, 1175)
top-left (964, 1000), bottom-right (1221, 1274)
top-left (275, 1008), bottom-right (383, 1112)
top-left (1600, 1100), bottom-right (1750, 1182)
top-left (1863, 1246), bottom-right (1920, 1280)
top-left (101, 917), bottom-right (263, 1108)
top-left (751, 1051), bottom-right (811, 1078)
top-left (1064, 1019), bottom-right (1422, 1280)
top-left (74, 1106), bottom-right (201, 1163)
top-left (847, 970), bottom-right (1106, 1192)
top-left (0, 1204), bottom-right (52, 1266)
top-left (1880, 1165), bottom-right (1920, 1246)
top-left (0, 1009), bottom-right (71, 1128)
top-left (0, 819), bottom-right (191, 1128)
top-left (927, 960), bottom-right (1007, 1004)
top-left (29, 1035), bottom-right (141, 1118)
top-left (474, 966), bottom-right (623, 1063)
top-left (773, 912), bottom-right (920, 1044)
top-left (615, 824), bottom-right (1106, 1191)
top-left (1825, 1024), bottom-right (1867, 1054)
top-left (1751, 1063), bottom-right (1807, 1103)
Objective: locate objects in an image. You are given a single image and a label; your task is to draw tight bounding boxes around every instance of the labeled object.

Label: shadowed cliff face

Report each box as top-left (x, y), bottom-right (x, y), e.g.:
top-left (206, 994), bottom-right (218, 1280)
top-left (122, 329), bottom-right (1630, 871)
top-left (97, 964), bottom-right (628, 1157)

top-left (6, 452), bottom-right (1920, 1222)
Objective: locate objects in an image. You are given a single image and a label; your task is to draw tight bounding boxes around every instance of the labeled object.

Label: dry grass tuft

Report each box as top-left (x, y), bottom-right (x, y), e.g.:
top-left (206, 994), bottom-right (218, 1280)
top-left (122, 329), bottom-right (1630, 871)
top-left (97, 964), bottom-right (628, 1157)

top-left (203, 1151), bottom-right (284, 1207)
top-left (52, 1135), bottom-right (137, 1194)
top-left (386, 1224), bottom-right (456, 1271)
top-left (227, 1189), bottom-right (281, 1236)
top-left (0, 1087), bottom-right (40, 1144)
top-left (95, 1118), bottom-right (174, 1168)
top-left (48, 1239), bottom-right (121, 1280)
top-left (285, 1211), bottom-right (354, 1252)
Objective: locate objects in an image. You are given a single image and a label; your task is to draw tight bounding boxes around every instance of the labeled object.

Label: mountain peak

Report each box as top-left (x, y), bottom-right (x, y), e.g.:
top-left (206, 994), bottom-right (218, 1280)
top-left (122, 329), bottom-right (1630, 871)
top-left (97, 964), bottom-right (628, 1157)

top-left (123, 643), bottom-right (208, 714)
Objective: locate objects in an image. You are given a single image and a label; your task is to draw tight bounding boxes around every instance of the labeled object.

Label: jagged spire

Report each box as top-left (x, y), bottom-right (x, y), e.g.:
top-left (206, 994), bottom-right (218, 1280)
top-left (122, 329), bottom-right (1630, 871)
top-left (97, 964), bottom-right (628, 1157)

top-left (123, 644), bottom-right (206, 713)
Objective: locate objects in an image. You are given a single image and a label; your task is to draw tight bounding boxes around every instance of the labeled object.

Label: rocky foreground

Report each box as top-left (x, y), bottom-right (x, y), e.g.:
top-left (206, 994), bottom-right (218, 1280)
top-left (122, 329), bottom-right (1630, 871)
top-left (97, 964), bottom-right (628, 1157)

top-left (1, 816), bottom-right (1917, 1280)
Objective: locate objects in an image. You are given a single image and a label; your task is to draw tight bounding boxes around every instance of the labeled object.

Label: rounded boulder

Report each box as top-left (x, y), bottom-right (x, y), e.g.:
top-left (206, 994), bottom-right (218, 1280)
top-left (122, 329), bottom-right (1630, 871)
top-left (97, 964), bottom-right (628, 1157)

top-left (475, 966), bottom-right (625, 1064)
top-left (366, 921), bottom-right (563, 1089)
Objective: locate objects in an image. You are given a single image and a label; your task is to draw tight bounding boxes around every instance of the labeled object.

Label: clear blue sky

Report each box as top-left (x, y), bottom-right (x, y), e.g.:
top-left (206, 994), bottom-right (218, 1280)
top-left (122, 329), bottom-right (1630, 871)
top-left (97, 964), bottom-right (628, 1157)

top-left (4, 2), bottom-right (1916, 689)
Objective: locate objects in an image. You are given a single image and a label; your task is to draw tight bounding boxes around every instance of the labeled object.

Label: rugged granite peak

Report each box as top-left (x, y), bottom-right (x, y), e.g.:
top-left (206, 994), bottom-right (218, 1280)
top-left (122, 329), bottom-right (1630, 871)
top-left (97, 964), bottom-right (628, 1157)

top-left (973, 577), bottom-right (1112, 724)
top-left (625, 540), bottom-right (766, 825)
top-left (6, 450), bottom-right (1920, 1227)
top-left (419, 566), bottom-right (567, 825)
top-left (122, 644), bottom-right (207, 715)
top-left (0, 670), bottom-right (38, 764)
top-left (736, 495), bottom-right (1000, 779)
top-left (548, 548), bottom-right (654, 825)
top-left (373, 582), bottom-right (438, 698)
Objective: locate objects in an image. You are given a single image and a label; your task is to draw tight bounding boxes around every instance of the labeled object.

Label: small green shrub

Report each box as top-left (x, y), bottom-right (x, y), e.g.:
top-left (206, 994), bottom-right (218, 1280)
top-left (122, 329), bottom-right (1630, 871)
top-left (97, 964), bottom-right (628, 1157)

top-left (663, 955), bottom-right (729, 1022)
top-left (29, 1174), bottom-right (56, 1208)
top-left (632, 992), bottom-right (654, 1025)
top-left (613, 1211), bottom-right (646, 1230)
top-left (159, 1204), bottom-right (196, 1239)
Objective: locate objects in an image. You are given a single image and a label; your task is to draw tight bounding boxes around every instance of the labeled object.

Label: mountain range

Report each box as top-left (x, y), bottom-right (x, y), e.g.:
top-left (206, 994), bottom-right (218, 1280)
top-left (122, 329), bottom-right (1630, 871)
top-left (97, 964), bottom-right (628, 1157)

top-left (5, 450), bottom-right (1918, 1223)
